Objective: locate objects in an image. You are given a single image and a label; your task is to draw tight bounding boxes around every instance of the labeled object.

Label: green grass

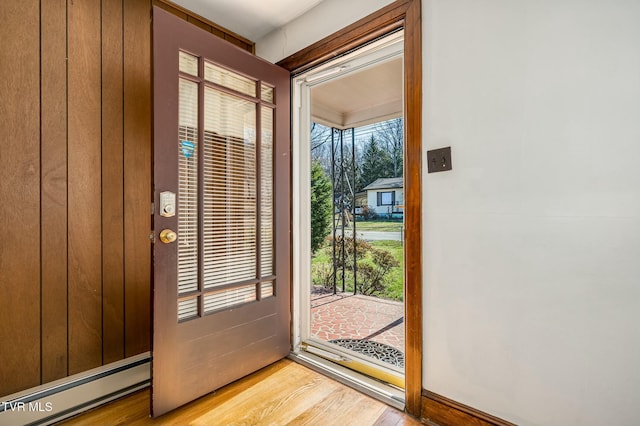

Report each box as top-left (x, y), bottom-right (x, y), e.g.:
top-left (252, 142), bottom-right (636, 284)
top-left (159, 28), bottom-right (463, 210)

top-left (310, 239), bottom-right (404, 301)
top-left (351, 220), bottom-right (403, 232)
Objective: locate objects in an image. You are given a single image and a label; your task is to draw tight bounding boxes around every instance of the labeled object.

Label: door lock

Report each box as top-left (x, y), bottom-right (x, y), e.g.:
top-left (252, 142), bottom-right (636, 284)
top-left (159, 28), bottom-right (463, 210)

top-left (159, 229), bottom-right (177, 244)
top-left (159, 191), bottom-right (176, 217)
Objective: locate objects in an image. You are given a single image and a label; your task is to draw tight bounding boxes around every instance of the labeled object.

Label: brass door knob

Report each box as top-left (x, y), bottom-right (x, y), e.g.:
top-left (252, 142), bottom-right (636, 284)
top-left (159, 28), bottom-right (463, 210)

top-left (159, 229), bottom-right (177, 244)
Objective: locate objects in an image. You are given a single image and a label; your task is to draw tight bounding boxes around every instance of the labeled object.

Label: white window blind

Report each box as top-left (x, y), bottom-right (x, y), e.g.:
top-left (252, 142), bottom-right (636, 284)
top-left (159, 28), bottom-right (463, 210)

top-left (202, 87), bottom-right (257, 289)
top-left (177, 78), bottom-right (199, 294)
top-left (175, 55), bottom-right (277, 321)
top-left (260, 107), bottom-right (274, 277)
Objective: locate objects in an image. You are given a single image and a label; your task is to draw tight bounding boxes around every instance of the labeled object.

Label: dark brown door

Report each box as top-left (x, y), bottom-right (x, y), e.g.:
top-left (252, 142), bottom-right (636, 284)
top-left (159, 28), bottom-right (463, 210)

top-left (152, 7), bottom-right (290, 417)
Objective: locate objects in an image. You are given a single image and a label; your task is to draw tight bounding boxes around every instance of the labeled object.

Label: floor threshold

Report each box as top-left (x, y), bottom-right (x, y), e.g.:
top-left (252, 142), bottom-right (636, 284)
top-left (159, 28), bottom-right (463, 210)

top-left (288, 351), bottom-right (405, 411)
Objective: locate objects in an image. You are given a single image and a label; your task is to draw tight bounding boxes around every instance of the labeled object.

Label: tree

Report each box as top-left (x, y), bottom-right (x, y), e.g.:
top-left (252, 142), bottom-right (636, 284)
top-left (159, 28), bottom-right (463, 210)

top-left (310, 122), bottom-right (333, 174)
top-left (358, 135), bottom-right (393, 190)
top-left (375, 118), bottom-right (403, 177)
top-left (310, 161), bottom-right (332, 253)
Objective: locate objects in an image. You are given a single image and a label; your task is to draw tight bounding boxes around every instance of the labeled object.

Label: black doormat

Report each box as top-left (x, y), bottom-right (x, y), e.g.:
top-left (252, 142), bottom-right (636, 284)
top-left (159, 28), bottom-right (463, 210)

top-left (328, 338), bottom-right (404, 368)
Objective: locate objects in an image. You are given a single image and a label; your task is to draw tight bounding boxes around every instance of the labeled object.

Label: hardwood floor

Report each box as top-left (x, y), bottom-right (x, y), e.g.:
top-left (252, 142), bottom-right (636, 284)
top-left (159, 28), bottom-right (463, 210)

top-left (60, 359), bottom-right (421, 425)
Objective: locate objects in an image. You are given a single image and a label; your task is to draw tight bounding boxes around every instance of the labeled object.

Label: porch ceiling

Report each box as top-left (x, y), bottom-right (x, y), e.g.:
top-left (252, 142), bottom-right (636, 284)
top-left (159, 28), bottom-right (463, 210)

top-left (310, 57), bottom-right (403, 129)
top-left (170, 0), bottom-right (324, 41)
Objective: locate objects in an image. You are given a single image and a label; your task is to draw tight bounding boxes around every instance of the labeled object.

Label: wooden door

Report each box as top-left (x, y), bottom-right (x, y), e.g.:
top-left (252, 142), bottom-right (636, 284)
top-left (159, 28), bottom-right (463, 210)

top-left (152, 7), bottom-right (290, 417)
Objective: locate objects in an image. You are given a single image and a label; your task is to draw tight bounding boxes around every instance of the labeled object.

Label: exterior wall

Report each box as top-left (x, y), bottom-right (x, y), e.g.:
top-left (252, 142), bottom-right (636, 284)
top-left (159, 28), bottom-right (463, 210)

top-left (367, 189), bottom-right (404, 215)
top-left (258, 0), bottom-right (640, 424)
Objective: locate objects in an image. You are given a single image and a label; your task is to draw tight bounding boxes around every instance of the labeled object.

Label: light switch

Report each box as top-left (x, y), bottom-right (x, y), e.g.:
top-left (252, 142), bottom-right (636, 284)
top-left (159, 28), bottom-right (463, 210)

top-left (427, 147), bottom-right (452, 173)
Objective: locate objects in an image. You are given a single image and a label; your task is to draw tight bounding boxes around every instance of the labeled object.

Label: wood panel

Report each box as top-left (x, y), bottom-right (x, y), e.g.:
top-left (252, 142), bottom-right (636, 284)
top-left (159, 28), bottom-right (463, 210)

top-left (102, 0), bottom-right (126, 364)
top-left (68, 0), bottom-right (104, 375)
top-left (186, 14), bottom-right (212, 33)
top-left (41, 0), bottom-right (69, 384)
top-left (61, 360), bottom-right (421, 425)
top-left (421, 390), bottom-right (516, 426)
top-left (124, 0), bottom-right (152, 357)
top-left (0, 0), bottom-right (41, 396)
top-left (2, 0), bottom-right (157, 397)
top-left (277, 0), bottom-right (423, 417)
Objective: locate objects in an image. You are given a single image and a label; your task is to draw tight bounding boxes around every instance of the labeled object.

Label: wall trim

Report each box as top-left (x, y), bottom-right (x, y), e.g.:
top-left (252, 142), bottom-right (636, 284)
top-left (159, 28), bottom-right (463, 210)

top-left (153, 0), bottom-right (255, 53)
top-left (0, 353), bottom-right (150, 425)
top-left (421, 390), bottom-right (516, 426)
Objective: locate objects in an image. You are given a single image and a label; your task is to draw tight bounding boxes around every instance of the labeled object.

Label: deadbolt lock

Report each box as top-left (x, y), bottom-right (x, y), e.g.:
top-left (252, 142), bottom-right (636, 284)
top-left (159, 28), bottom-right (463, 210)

top-left (159, 191), bottom-right (176, 217)
top-left (159, 229), bottom-right (177, 244)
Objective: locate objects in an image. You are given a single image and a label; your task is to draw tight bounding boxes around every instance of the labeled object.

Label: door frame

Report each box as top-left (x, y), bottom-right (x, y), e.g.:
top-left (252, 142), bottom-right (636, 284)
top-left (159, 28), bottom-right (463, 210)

top-left (277, 0), bottom-right (423, 416)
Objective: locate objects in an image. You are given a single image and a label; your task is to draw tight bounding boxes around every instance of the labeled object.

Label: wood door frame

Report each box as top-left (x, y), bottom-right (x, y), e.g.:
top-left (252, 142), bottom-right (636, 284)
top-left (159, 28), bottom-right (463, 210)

top-left (277, 0), bottom-right (423, 417)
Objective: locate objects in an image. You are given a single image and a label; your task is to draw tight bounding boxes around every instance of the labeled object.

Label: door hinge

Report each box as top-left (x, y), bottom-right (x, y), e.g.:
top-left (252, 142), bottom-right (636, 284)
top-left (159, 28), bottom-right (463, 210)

top-left (151, 202), bottom-right (155, 215)
top-left (149, 232), bottom-right (155, 244)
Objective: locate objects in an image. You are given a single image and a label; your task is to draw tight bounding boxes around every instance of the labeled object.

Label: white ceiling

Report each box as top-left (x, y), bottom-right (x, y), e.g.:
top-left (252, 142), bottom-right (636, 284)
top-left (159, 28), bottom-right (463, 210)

top-left (311, 57), bottom-right (403, 129)
top-left (171, 0), bottom-right (325, 41)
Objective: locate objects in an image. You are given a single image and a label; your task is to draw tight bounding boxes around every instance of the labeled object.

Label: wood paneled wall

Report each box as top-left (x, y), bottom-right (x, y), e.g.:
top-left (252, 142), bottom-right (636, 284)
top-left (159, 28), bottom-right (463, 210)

top-left (0, 0), bottom-right (151, 396)
top-left (1, 0), bottom-right (254, 398)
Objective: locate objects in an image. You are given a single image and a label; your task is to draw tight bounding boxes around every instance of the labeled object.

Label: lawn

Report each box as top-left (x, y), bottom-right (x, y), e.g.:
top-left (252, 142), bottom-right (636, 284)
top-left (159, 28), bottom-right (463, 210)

top-left (311, 238), bottom-right (404, 301)
top-left (351, 220), bottom-right (403, 232)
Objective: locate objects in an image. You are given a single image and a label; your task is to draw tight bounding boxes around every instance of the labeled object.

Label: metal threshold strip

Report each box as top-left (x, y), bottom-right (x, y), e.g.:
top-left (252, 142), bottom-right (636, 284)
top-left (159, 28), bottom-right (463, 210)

top-left (290, 348), bottom-right (405, 411)
top-left (300, 340), bottom-right (404, 388)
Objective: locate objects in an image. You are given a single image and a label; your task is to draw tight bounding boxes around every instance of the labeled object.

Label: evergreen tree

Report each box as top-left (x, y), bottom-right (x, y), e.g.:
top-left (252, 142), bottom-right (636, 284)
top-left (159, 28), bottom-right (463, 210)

top-left (358, 135), bottom-right (393, 190)
top-left (310, 161), bottom-right (332, 253)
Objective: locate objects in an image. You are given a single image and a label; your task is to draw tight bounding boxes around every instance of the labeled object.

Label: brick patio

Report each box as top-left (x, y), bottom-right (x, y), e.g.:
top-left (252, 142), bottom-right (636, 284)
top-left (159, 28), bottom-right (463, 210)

top-left (310, 287), bottom-right (405, 354)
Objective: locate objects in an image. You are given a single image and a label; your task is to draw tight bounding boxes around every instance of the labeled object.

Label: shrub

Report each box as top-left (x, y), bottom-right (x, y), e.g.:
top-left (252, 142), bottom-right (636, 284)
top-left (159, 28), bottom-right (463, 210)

top-left (316, 237), bottom-right (400, 297)
top-left (359, 205), bottom-right (378, 220)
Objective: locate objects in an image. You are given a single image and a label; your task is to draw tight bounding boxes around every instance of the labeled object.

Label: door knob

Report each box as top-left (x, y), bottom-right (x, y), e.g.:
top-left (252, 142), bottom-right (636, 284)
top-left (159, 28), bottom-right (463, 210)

top-left (159, 229), bottom-right (177, 244)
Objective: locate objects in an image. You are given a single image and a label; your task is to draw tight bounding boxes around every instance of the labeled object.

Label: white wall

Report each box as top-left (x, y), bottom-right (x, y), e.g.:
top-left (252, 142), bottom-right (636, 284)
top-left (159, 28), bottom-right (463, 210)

top-left (255, 0), bottom-right (394, 63)
top-left (259, 1), bottom-right (640, 425)
top-left (423, 1), bottom-right (640, 424)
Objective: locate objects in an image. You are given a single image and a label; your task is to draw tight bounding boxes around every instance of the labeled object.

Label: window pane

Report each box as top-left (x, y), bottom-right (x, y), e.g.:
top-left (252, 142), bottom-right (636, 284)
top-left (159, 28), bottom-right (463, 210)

top-left (202, 87), bottom-right (257, 289)
top-left (178, 78), bottom-right (199, 295)
top-left (204, 62), bottom-right (256, 97)
top-left (381, 191), bottom-right (393, 205)
top-left (261, 281), bottom-right (274, 299)
top-left (260, 107), bottom-right (274, 277)
top-left (261, 84), bottom-right (274, 103)
top-left (203, 284), bottom-right (256, 314)
top-left (178, 297), bottom-right (198, 322)
top-left (179, 51), bottom-right (198, 76)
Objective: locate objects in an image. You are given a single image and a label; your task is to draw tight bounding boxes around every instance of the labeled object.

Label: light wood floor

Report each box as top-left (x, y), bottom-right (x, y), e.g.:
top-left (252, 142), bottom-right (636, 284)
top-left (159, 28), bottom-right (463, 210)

top-left (60, 359), bottom-right (421, 425)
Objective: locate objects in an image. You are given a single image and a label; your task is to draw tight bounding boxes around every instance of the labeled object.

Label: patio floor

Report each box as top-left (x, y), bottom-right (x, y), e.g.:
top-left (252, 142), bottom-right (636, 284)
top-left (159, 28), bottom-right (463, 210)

top-left (310, 287), bottom-right (405, 355)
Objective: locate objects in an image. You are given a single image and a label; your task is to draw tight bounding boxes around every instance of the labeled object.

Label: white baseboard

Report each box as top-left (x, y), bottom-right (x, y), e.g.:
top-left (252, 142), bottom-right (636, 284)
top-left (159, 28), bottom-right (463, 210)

top-left (0, 353), bottom-right (150, 426)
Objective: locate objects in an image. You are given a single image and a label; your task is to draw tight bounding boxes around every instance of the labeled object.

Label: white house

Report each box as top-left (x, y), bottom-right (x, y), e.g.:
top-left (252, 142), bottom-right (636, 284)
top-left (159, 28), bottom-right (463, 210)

top-left (361, 177), bottom-right (404, 217)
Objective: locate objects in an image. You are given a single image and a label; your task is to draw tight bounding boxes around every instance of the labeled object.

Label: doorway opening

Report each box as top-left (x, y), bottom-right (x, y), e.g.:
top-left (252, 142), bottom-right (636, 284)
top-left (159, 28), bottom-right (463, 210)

top-left (291, 30), bottom-right (406, 406)
top-left (309, 117), bottom-right (405, 363)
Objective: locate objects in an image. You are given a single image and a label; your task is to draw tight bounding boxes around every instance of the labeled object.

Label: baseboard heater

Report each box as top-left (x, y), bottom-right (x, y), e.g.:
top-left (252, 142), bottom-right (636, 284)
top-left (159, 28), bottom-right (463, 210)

top-left (0, 352), bottom-right (150, 426)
